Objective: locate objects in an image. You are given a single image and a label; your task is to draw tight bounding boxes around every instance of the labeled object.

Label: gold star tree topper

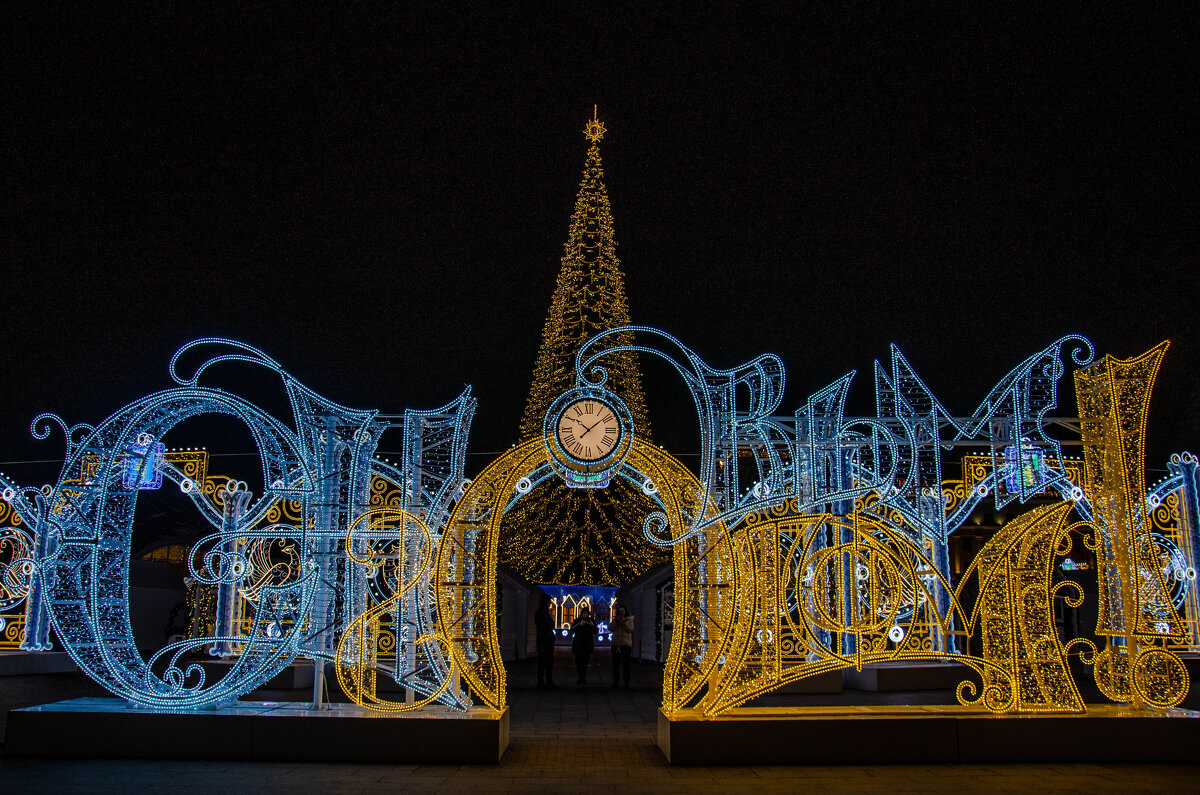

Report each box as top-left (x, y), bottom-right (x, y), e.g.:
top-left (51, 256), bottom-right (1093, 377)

top-left (583, 105), bottom-right (606, 142)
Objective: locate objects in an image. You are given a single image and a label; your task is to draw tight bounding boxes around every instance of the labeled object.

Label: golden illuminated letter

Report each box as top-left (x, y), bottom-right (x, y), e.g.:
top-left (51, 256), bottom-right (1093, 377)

top-left (965, 501), bottom-right (1084, 712)
top-left (1075, 342), bottom-right (1189, 708)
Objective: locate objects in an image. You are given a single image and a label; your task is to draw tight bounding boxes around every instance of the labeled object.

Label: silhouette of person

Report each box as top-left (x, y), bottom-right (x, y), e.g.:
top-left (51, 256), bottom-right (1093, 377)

top-left (609, 604), bottom-right (633, 688)
top-left (534, 592), bottom-right (558, 689)
top-left (570, 606), bottom-right (597, 685)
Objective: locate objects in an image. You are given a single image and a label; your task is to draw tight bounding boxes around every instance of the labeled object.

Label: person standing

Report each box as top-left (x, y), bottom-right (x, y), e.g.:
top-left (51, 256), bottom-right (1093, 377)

top-left (534, 592), bottom-right (558, 689)
top-left (570, 606), bottom-right (597, 685)
top-left (609, 604), bottom-right (634, 688)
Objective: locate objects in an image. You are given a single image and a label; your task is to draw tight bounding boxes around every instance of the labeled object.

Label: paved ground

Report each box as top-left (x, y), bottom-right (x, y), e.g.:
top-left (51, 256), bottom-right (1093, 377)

top-left (1, 652), bottom-right (1198, 792)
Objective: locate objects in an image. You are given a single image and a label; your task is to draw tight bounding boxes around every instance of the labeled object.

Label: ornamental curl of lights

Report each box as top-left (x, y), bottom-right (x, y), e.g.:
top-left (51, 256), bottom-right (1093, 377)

top-left (0, 330), bottom-right (1197, 718)
top-left (0, 339), bottom-right (475, 711)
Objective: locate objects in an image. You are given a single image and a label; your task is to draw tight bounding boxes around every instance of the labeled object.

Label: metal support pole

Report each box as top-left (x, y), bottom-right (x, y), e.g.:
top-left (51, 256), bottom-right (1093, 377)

top-left (311, 658), bottom-right (326, 710)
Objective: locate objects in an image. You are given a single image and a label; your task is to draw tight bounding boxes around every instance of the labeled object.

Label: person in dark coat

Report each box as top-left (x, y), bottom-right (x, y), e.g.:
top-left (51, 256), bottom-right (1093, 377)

top-left (570, 606), bottom-right (598, 685)
top-left (534, 592), bottom-right (558, 689)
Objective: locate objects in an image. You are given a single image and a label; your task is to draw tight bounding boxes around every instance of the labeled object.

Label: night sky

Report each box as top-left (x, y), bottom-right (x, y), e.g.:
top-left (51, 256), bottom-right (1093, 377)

top-left (4, 7), bottom-right (1198, 479)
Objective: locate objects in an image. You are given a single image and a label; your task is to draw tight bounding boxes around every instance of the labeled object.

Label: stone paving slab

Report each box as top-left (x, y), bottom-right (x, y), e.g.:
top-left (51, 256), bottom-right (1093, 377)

top-left (660, 704), bottom-right (1200, 765)
top-left (7, 698), bottom-right (509, 763)
top-left (2, 657), bottom-right (1198, 791)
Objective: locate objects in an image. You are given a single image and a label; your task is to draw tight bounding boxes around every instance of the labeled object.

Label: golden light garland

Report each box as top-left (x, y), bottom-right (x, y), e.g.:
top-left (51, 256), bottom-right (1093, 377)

top-left (0, 498), bottom-right (32, 649)
top-left (502, 110), bottom-right (662, 586)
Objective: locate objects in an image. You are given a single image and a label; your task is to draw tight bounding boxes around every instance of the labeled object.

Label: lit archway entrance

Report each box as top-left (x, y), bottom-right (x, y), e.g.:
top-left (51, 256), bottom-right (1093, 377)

top-left (433, 437), bottom-right (734, 711)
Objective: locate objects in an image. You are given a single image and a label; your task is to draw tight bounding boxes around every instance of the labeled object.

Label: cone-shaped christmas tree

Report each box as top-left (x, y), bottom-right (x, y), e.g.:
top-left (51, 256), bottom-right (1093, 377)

top-left (500, 109), bottom-right (668, 585)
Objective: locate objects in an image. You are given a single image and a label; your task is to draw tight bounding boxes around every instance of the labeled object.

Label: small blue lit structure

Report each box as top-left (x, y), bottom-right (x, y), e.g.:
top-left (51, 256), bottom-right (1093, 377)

top-left (539, 584), bottom-right (619, 640)
top-left (122, 435), bottom-right (166, 491)
top-left (1002, 440), bottom-right (1047, 496)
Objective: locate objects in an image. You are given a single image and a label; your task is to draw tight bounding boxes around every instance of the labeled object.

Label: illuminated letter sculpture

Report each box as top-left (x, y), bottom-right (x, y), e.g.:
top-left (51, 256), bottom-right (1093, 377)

top-left (1, 332), bottom-right (1195, 719)
top-left (571, 329), bottom-right (1194, 716)
top-left (0, 339), bottom-right (475, 711)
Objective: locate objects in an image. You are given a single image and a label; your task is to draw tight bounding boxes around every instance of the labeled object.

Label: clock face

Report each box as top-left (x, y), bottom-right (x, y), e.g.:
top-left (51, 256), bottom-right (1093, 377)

top-left (543, 386), bottom-right (634, 487)
top-left (556, 399), bottom-right (622, 462)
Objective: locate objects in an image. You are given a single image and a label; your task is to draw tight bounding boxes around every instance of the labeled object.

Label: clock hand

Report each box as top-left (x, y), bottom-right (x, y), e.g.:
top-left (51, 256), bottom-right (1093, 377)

top-left (578, 418), bottom-right (605, 438)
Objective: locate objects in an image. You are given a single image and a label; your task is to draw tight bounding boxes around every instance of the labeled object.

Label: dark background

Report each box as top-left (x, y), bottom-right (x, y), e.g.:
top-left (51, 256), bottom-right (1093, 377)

top-left (4, 6), bottom-right (1198, 481)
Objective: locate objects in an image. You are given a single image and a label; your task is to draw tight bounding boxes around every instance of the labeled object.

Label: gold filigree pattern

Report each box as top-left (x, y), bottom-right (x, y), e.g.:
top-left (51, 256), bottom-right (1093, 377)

top-left (683, 499), bottom-right (1089, 716)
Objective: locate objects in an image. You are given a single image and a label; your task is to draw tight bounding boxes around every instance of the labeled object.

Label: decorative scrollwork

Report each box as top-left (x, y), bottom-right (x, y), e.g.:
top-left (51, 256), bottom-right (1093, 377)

top-left (3, 324), bottom-right (1195, 726)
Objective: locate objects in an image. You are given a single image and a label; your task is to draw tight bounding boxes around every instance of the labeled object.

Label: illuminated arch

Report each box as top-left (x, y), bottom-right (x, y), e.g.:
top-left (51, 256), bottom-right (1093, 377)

top-left (434, 437), bottom-right (735, 712)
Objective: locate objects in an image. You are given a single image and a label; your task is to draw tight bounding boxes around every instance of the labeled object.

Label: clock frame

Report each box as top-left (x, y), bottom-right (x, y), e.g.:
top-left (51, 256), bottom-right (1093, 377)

top-left (543, 387), bottom-right (634, 488)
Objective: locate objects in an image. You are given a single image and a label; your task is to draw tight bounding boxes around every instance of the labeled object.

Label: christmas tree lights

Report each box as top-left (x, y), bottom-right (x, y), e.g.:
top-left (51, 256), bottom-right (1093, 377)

top-left (501, 109), bottom-right (665, 586)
